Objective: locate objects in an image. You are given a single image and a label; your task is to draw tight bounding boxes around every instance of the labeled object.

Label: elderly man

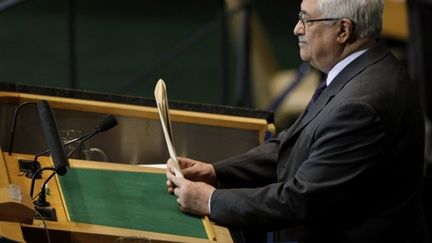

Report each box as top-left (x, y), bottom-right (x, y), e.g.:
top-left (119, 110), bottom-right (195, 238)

top-left (166, 0), bottom-right (430, 242)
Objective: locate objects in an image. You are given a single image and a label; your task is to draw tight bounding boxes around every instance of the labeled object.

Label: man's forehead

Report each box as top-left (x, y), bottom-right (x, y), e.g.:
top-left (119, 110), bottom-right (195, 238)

top-left (300, 0), bottom-right (319, 16)
top-left (299, 10), bottom-right (311, 18)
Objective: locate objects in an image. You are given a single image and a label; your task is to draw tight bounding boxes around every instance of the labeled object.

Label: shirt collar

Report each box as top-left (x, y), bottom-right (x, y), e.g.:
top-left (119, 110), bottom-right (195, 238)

top-left (326, 49), bottom-right (368, 86)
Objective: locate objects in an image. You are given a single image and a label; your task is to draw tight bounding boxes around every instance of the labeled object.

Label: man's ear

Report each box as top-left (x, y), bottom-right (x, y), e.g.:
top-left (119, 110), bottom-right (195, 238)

top-left (336, 18), bottom-right (354, 43)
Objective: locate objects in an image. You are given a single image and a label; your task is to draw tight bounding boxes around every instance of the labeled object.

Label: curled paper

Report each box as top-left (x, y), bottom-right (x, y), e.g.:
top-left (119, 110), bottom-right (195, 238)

top-left (154, 79), bottom-right (183, 177)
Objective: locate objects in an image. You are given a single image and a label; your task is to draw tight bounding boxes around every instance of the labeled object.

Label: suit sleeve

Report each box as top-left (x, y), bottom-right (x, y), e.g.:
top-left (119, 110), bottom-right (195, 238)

top-left (212, 131), bottom-right (285, 188)
top-left (210, 102), bottom-right (386, 229)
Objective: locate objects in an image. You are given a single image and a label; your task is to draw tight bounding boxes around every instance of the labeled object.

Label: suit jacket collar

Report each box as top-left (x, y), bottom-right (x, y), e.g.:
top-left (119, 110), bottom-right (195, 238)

top-left (282, 40), bottom-right (390, 143)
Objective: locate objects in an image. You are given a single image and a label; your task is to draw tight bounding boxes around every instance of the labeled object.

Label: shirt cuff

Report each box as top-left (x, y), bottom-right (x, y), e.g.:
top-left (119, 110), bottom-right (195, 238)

top-left (208, 190), bottom-right (215, 215)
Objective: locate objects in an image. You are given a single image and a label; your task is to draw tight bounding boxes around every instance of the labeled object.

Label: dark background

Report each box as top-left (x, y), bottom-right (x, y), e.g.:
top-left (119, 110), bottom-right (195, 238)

top-left (0, 0), bottom-right (301, 106)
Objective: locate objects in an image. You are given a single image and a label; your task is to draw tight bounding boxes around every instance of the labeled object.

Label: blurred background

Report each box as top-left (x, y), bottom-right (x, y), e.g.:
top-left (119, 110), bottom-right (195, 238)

top-left (5, 0), bottom-right (432, 240)
top-left (0, 0), bottom-right (408, 130)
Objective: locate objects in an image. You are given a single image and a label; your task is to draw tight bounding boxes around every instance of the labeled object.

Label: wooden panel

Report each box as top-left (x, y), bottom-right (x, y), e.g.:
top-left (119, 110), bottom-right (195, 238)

top-left (0, 221), bottom-right (25, 242)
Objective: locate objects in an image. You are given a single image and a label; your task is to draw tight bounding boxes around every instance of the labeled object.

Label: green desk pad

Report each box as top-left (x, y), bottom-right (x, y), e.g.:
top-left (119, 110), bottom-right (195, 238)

top-left (59, 168), bottom-right (207, 239)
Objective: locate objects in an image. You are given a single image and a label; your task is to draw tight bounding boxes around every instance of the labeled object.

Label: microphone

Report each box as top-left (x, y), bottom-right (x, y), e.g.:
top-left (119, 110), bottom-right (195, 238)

top-left (36, 100), bottom-right (69, 176)
top-left (96, 114), bottom-right (118, 132)
top-left (65, 114), bottom-right (118, 158)
top-left (8, 101), bottom-right (69, 177)
top-left (29, 111), bottom-right (118, 209)
top-left (30, 100), bottom-right (69, 208)
top-left (21, 114), bottom-right (118, 179)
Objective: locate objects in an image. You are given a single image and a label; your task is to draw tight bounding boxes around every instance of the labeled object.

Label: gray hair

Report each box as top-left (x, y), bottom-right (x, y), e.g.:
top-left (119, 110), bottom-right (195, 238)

top-left (317, 0), bottom-right (384, 39)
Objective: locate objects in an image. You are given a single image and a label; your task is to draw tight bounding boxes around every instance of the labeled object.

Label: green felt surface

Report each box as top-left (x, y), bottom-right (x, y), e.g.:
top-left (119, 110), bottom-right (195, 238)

top-left (59, 168), bottom-right (207, 239)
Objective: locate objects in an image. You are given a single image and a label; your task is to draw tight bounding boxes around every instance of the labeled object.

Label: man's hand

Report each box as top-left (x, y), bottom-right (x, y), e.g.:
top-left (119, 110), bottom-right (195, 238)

top-left (169, 173), bottom-right (216, 216)
top-left (166, 157), bottom-right (217, 194)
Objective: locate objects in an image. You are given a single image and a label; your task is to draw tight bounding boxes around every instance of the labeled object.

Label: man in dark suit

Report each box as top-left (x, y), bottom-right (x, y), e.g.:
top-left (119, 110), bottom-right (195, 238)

top-left (166, 0), bottom-right (430, 242)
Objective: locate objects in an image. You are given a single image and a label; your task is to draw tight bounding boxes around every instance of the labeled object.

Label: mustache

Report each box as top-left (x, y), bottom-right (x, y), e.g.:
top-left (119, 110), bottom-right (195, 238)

top-left (298, 37), bottom-right (307, 43)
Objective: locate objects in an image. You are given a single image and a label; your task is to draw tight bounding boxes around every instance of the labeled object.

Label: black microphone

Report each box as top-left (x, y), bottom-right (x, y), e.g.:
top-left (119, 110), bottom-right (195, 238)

top-left (66, 114), bottom-right (118, 158)
top-left (96, 114), bottom-right (118, 133)
top-left (8, 101), bottom-right (70, 178)
top-left (36, 100), bottom-right (69, 176)
top-left (29, 100), bottom-right (69, 208)
top-left (24, 114), bottom-right (118, 177)
top-left (29, 111), bottom-right (118, 209)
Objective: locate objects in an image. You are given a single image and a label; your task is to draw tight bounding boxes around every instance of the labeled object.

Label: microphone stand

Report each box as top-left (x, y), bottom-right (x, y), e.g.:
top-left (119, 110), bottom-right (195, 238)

top-left (18, 125), bottom-right (96, 178)
top-left (28, 113), bottom-right (117, 221)
top-left (28, 132), bottom-right (97, 208)
top-left (30, 167), bottom-right (57, 207)
top-left (67, 130), bottom-right (97, 158)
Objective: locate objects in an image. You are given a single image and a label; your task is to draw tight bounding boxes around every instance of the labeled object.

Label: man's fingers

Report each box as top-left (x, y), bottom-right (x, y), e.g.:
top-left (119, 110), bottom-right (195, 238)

top-left (166, 168), bottom-right (181, 194)
top-left (167, 159), bottom-right (175, 171)
top-left (170, 176), bottom-right (183, 187)
top-left (173, 187), bottom-right (179, 197)
top-left (166, 179), bottom-right (175, 193)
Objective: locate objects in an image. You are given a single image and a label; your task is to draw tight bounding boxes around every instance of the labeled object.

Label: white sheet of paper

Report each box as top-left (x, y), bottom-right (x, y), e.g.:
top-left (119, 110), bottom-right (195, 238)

top-left (154, 79), bottom-right (183, 177)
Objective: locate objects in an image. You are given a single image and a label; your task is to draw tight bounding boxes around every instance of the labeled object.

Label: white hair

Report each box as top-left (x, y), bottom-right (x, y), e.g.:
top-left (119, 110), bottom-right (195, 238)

top-left (317, 0), bottom-right (384, 39)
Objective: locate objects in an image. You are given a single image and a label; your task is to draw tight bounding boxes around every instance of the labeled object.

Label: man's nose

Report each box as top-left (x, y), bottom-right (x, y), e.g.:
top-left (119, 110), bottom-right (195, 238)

top-left (293, 20), bottom-right (304, 36)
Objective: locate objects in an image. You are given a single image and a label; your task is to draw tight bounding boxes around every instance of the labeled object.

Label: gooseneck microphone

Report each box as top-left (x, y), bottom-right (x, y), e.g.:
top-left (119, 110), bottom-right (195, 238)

top-left (30, 100), bottom-right (69, 207)
top-left (30, 112), bottom-right (119, 207)
top-left (66, 115), bottom-right (118, 158)
top-left (8, 100), bottom-right (119, 208)
top-left (20, 113), bottom-right (118, 178)
top-left (33, 114), bottom-right (118, 158)
top-left (32, 114), bottom-right (119, 159)
top-left (66, 114), bottom-right (118, 145)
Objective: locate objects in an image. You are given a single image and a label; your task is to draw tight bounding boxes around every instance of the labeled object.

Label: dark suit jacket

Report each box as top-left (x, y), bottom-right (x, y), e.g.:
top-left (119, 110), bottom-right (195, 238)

top-left (210, 41), bottom-right (430, 242)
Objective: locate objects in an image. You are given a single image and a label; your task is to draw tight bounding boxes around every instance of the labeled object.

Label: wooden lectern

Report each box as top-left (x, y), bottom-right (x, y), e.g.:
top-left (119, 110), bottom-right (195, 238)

top-left (0, 83), bottom-right (274, 243)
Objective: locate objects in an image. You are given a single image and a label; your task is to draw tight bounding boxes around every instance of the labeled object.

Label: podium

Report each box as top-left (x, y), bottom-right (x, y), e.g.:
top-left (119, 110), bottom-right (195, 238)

top-left (0, 83), bottom-right (274, 242)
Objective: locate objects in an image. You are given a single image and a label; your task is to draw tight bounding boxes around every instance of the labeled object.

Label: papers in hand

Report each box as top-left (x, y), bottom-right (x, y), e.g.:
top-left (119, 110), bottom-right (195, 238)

top-left (154, 79), bottom-right (183, 177)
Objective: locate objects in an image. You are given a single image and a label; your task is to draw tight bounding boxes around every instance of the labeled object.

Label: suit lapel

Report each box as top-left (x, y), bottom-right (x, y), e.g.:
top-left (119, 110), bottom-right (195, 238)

top-left (281, 41), bottom-right (390, 144)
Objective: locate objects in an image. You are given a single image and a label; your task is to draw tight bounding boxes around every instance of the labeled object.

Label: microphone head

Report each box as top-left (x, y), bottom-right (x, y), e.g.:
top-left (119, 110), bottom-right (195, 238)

top-left (97, 115), bottom-right (118, 132)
